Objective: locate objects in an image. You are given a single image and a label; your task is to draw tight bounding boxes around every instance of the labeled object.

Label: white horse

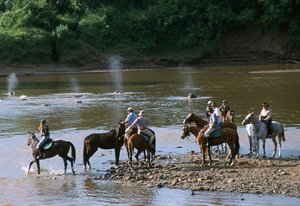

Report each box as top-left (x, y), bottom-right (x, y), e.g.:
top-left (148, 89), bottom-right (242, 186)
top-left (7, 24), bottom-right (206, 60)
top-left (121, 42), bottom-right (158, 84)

top-left (241, 112), bottom-right (285, 158)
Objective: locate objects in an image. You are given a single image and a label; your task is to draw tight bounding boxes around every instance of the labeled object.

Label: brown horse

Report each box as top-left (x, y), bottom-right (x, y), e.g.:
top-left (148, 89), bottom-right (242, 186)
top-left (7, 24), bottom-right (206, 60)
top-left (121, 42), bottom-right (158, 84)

top-left (180, 124), bottom-right (240, 166)
top-left (27, 131), bottom-right (76, 175)
top-left (127, 132), bottom-right (156, 167)
top-left (83, 121), bottom-right (125, 170)
top-left (183, 112), bottom-right (237, 129)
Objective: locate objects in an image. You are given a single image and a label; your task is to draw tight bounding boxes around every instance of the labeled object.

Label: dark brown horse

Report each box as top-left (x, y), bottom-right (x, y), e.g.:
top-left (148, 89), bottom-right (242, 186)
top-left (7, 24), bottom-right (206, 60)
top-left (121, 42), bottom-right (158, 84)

top-left (180, 124), bottom-right (239, 166)
top-left (127, 132), bottom-right (156, 167)
top-left (27, 131), bottom-right (76, 175)
top-left (83, 121), bottom-right (125, 170)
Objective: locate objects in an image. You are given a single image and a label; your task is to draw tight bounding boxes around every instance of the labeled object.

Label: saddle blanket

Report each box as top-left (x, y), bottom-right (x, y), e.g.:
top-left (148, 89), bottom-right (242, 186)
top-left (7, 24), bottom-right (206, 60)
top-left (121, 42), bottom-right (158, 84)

top-left (42, 139), bottom-right (53, 150)
top-left (140, 132), bottom-right (150, 142)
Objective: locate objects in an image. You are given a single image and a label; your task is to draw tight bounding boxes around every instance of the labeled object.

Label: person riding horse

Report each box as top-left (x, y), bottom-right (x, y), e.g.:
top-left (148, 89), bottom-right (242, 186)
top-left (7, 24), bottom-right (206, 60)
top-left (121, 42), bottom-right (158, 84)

top-left (126, 110), bottom-right (155, 149)
top-left (259, 102), bottom-right (272, 138)
top-left (204, 106), bottom-right (220, 146)
top-left (36, 119), bottom-right (50, 159)
top-left (124, 107), bottom-right (138, 138)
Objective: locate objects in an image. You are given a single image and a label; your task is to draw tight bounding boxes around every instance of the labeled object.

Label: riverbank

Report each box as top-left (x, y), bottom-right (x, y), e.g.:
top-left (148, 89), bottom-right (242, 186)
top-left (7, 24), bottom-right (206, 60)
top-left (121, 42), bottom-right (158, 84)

top-left (99, 153), bottom-right (300, 198)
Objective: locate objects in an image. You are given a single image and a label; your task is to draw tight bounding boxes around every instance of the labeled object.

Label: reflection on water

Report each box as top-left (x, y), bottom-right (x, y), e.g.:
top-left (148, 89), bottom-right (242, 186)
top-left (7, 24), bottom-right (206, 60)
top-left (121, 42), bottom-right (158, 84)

top-left (0, 65), bottom-right (300, 205)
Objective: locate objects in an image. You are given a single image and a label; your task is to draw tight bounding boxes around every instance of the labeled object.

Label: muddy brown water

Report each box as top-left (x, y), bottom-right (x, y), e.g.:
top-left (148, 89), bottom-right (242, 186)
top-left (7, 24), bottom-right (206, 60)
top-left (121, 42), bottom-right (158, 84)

top-left (0, 64), bottom-right (299, 205)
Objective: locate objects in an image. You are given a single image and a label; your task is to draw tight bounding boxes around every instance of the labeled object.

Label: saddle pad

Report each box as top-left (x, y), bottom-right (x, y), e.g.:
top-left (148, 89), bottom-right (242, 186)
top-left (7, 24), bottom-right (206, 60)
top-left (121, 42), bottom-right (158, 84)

top-left (42, 140), bottom-right (53, 150)
top-left (140, 132), bottom-right (150, 142)
top-left (211, 129), bottom-right (221, 138)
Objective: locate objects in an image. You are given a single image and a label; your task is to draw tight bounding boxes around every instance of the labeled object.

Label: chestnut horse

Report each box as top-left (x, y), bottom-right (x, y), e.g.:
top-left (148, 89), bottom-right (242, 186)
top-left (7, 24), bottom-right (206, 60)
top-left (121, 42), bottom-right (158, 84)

top-left (127, 132), bottom-right (156, 167)
top-left (27, 131), bottom-right (76, 175)
top-left (183, 112), bottom-right (237, 130)
top-left (83, 121), bottom-right (125, 170)
top-left (180, 124), bottom-right (239, 166)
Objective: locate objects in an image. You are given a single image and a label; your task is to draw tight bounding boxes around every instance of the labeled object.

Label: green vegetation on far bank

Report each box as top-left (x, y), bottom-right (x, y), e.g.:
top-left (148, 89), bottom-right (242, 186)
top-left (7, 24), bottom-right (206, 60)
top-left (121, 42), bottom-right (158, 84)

top-left (0, 0), bottom-right (299, 66)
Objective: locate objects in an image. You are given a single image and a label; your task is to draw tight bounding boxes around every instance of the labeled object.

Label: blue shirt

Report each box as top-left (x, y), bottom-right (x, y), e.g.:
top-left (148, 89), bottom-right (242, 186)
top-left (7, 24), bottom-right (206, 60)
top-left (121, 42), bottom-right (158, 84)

top-left (125, 112), bottom-right (137, 127)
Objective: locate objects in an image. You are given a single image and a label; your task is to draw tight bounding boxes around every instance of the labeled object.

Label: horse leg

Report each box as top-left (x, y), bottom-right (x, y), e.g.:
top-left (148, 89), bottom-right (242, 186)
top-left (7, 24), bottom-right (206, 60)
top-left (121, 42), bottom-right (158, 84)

top-left (65, 156), bottom-right (75, 175)
top-left (135, 150), bottom-right (142, 162)
top-left (207, 146), bottom-right (212, 165)
top-left (63, 158), bottom-right (68, 174)
top-left (84, 149), bottom-right (97, 170)
top-left (262, 139), bottom-right (266, 158)
top-left (28, 159), bottom-right (36, 174)
top-left (248, 135), bottom-right (252, 155)
top-left (227, 144), bottom-right (235, 166)
top-left (278, 138), bottom-right (281, 158)
top-left (114, 147), bottom-right (121, 166)
top-left (147, 149), bottom-right (152, 167)
top-left (36, 159), bottom-right (41, 174)
top-left (271, 137), bottom-right (277, 158)
top-left (200, 144), bottom-right (205, 166)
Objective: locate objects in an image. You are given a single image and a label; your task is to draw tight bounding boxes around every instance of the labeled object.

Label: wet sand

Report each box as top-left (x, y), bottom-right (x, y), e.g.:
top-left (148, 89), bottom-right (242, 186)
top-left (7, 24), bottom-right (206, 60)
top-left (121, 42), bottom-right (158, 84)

top-left (100, 153), bottom-right (300, 198)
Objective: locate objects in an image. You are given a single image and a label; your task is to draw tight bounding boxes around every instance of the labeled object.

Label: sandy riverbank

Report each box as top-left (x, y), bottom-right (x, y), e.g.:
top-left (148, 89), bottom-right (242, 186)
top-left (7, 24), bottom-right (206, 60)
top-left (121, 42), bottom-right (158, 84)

top-left (98, 153), bottom-right (300, 198)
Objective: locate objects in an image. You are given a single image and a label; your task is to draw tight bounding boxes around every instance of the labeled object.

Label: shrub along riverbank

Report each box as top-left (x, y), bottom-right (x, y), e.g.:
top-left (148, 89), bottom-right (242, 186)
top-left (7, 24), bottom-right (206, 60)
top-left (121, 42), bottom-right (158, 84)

top-left (0, 0), bottom-right (299, 68)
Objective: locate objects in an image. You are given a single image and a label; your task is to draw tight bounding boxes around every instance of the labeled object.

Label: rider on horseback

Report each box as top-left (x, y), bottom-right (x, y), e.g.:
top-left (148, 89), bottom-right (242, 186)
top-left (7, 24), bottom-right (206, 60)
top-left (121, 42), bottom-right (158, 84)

top-left (259, 102), bottom-right (273, 138)
top-left (204, 106), bottom-right (220, 146)
top-left (124, 107), bottom-right (138, 138)
top-left (36, 119), bottom-right (50, 159)
top-left (126, 110), bottom-right (155, 149)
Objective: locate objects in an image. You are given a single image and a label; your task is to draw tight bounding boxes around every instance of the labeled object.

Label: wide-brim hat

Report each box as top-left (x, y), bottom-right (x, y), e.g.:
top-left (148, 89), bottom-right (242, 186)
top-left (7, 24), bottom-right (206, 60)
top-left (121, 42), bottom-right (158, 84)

top-left (138, 110), bottom-right (144, 116)
top-left (222, 100), bottom-right (227, 103)
top-left (127, 107), bottom-right (133, 111)
top-left (207, 100), bottom-right (212, 105)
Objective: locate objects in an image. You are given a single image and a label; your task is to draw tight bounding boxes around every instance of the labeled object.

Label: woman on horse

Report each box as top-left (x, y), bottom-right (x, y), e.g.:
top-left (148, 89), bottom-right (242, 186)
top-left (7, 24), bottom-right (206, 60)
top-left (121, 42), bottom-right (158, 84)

top-left (126, 110), bottom-right (155, 149)
top-left (259, 102), bottom-right (273, 138)
top-left (36, 119), bottom-right (50, 158)
top-left (124, 107), bottom-right (138, 138)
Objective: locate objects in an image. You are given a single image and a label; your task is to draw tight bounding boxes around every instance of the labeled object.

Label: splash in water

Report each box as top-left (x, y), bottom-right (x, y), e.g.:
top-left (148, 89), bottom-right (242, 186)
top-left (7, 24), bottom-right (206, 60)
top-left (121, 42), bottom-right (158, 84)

top-left (108, 55), bottom-right (123, 92)
top-left (7, 73), bottom-right (18, 95)
top-left (70, 77), bottom-right (80, 93)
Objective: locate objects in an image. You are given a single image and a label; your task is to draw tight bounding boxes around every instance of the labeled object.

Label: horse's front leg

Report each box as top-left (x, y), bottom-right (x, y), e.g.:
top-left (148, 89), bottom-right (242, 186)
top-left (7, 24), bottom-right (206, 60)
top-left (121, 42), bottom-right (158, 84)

top-left (115, 147), bottom-right (121, 166)
top-left (28, 159), bottom-right (36, 174)
top-left (271, 137), bottom-right (277, 158)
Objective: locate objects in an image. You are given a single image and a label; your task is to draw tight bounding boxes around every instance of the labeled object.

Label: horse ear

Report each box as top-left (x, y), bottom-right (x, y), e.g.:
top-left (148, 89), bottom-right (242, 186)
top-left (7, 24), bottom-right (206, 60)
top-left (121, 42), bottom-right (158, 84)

top-left (28, 131), bottom-right (31, 134)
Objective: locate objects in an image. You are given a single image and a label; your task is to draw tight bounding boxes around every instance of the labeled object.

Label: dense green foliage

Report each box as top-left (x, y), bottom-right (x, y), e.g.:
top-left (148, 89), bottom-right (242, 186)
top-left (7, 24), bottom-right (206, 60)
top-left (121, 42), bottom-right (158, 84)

top-left (0, 0), bottom-right (299, 65)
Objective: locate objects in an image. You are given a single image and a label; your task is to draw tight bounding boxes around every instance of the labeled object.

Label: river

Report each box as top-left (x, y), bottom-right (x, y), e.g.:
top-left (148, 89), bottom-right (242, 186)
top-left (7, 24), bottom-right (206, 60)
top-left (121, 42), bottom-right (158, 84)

top-left (0, 64), bottom-right (299, 205)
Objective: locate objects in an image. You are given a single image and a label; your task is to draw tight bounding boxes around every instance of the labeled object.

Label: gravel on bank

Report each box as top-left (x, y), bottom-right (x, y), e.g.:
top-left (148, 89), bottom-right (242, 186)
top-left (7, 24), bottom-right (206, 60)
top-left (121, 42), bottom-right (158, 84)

top-left (96, 153), bottom-right (300, 198)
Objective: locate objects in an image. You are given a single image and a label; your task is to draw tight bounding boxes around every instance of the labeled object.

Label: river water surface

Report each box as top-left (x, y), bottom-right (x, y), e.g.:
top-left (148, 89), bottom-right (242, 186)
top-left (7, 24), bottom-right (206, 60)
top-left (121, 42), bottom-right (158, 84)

top-left (0, 64), bottom-right (300, 205)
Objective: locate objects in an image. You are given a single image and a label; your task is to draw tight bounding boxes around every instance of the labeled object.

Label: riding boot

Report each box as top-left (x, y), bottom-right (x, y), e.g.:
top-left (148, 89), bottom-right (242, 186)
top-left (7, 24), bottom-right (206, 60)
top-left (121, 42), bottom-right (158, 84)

top-left (207, 136), bottom-right (212, 146)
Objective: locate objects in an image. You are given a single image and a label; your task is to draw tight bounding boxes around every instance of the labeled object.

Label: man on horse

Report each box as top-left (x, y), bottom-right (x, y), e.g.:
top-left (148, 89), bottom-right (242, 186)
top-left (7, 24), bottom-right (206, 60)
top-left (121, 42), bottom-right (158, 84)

top-left (205, 100), bottom-right (213, 121)
top-left (126, 110), bottom-right (155, 149)
top-left (259, 102), bottom-right (273, 138)
top-left (36, 119), bottom-right (50, 159)
top-left (124, 107), bottom-right (138, 138)
top-left (204, 106), bottom-right (220, 146)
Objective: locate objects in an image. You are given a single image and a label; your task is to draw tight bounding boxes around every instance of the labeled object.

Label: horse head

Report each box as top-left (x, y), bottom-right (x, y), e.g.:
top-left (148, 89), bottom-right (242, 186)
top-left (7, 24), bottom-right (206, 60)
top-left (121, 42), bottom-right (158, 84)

top-left (27, 131), bottom-right (38, 147)
top-left (241, 112), bottom-right (255, 126)
top-left (180, 124), bottom-right (191, 139)
top-left (117, 120), bottom-right (126, 141)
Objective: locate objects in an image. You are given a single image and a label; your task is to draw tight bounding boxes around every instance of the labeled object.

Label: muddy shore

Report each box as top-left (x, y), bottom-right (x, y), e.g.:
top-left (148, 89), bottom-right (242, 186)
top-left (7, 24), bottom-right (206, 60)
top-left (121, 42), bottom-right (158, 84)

top-left (97, 153), bottom-right (300, 198)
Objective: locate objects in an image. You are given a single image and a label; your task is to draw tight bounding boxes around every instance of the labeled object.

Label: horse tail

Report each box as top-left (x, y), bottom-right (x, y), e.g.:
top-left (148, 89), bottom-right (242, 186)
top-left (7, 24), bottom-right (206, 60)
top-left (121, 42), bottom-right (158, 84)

top-left (281, 124), bottom-right (285, 142)
top-left (69, 142), bottom-right (76, 163)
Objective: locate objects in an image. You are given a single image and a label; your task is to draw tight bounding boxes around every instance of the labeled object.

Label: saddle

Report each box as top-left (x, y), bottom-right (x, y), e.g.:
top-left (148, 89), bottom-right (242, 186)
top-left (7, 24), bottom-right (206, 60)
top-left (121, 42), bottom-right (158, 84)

top-left (41, 138), bottom-right (53, 150)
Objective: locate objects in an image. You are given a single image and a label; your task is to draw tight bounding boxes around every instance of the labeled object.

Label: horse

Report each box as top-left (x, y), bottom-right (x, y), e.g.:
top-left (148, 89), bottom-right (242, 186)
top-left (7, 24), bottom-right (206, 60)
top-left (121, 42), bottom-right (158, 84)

top-left (180, 124), bottom-right (240, 166)
top-left (83, 121), bottom-right (125, 170)
top-left (126, 131), bottom-right (156, 167)
top-left (241, 112), bottom-right (285, 158)
top-left (183, 112), bottom-right (237, 130)
top-left (27, 131), bottom-right (76, 175)
top-left (183, 112), bottom-right (238, 153)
